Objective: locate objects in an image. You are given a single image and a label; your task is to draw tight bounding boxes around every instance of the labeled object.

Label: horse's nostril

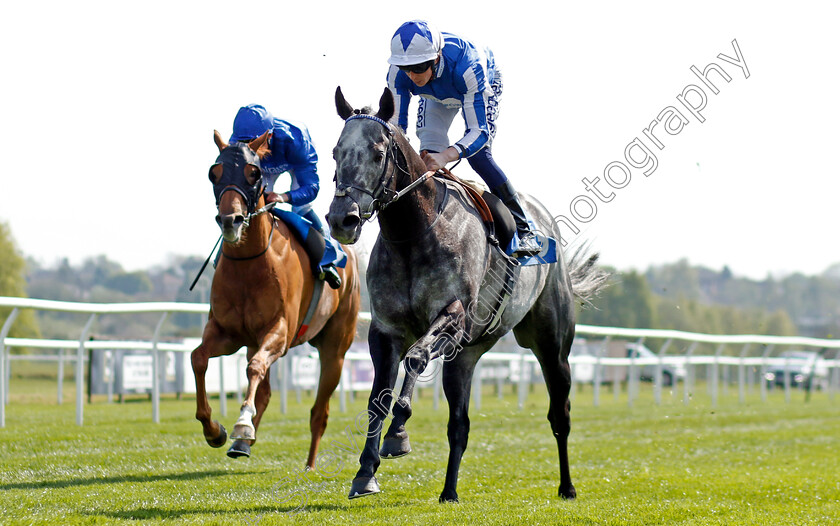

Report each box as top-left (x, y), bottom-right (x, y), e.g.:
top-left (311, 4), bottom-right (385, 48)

top-left (342, 214), bottom-right (361, 229)
top-left (233, 215), bottom-right (245, 226)
top-left (215, 215), bottom-right (223, 227)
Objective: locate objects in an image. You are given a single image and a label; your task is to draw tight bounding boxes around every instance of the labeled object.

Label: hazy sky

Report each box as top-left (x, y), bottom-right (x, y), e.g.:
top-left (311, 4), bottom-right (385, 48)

top-left (2, 1), bottom-right (837, 280)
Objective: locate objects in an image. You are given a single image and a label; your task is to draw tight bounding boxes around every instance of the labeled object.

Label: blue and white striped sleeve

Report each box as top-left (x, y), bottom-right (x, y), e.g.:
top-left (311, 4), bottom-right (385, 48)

top-left (387, 66), bottom-right (411, 133)
top-left (454, 62), bottom-right (490, 158)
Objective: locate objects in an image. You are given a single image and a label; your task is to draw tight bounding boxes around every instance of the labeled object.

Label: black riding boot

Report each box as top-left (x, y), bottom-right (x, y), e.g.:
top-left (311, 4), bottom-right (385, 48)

top-left (301, 226), bottom-right (342, 289)
top-left (491, 181), bottom-right (541, 257)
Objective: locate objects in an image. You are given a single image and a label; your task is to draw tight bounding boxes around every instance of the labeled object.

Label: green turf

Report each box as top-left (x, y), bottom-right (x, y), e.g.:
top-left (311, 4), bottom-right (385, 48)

top-left (1, 380), bottom-right (838, 525)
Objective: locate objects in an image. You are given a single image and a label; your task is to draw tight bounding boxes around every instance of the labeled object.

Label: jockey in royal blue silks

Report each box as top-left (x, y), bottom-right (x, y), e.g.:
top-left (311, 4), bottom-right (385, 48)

top-left (386, 20), bottom-right (542, 258)
top-left (229, 104), bottom-right (346, 288)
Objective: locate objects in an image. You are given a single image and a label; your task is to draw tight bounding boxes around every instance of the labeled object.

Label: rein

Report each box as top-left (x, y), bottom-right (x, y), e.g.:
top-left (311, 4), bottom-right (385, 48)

top-left (188, 201), bottom-right (279, 291)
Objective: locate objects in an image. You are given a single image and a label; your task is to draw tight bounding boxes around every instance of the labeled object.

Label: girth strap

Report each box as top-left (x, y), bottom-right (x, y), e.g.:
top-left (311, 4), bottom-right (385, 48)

top-left (291, 280), bottom-right (325, 347)
top-left (484, 248), bottom-right (520, 335)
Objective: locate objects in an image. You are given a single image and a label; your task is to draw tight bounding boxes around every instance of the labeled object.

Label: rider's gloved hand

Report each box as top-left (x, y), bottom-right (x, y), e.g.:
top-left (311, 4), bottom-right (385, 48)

top-left (265, 192), bottom-right (289, 204)
top-left (421, 147), bottom-right (459, 172)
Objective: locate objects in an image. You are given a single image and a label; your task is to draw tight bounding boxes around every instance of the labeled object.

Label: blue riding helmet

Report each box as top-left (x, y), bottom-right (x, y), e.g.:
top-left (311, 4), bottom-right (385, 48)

top-left (230, 104), bottom-right (274, 143)
top-left (388, 20), bottom-right (443, 66)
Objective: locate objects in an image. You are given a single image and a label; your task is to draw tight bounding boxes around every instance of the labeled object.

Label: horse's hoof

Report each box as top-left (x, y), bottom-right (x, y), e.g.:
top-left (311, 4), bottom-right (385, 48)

top-left (559, 484), bottom-right (577, 500)
top-left (439, 490), bottom-right (459, 503)
top-left (380, 435), bottom-right (411, 458)
top-left (348, 476), bottom-right (380, 499)
top-left (231, 424), bottom-right (256, 441)
top-left (227, 440), bottom-right (251, 459)
top-left (205, 422), bottom-right (228, 448)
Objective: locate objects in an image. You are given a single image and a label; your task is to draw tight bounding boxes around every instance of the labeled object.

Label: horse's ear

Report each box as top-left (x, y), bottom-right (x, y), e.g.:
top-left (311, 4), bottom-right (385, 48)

top-left (336, 86), bottom-right (355, 120)
top-left (213, 130), bottom-right (228, 152)
top-left (248, 130), bottom-right (272, 158)
top-left (375, 87), bottom-right (395, 122)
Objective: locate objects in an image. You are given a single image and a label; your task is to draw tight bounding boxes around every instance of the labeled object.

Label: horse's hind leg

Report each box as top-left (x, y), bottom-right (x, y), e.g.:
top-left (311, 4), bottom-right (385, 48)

top-left (515, 294), bottom-right (577, 499)
top-left (439, 350), bottom-right (480, 503)
top-left (534, 342), bottom-right (577, 499)
top-left (305, 348), bottom-right (345, 469)
top-left (381, 301), bottom-right (466, 459)
top-left (307, 289), bottom-right (358, 469)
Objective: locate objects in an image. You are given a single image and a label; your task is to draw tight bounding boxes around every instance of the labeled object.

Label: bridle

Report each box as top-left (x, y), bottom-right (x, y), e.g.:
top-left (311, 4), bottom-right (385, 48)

top-left (334, 114), bottom-right (434, 223)
top-left (189, 141), bottom-right (280, 290)
top-left (211, 142), bottom-right (278, 257)
top-left (211, 143), bottom-right (264, 210)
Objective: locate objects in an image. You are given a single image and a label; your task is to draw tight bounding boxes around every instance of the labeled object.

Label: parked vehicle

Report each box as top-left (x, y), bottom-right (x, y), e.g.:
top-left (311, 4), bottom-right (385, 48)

top-left (626, 343), bottom-right (686, 386)
top-left (569, 340), bottom-right (686, 386)
top-left (763, 350), bottom-right (828, 389)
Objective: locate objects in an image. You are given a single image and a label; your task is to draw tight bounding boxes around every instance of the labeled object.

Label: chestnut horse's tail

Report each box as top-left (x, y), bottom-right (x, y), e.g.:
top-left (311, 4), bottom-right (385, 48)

top-left (566, 243), bottom-right (610, 307)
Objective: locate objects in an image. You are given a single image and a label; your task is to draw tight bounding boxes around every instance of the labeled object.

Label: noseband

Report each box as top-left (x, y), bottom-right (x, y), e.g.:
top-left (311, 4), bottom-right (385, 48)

top-left (334, 114), bottom-right (432, 222)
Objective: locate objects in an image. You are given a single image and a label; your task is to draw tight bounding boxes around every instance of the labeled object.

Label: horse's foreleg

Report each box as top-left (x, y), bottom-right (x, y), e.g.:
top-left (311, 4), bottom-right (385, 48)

top-left (233, 334), bottom-right (285, 443)
top-left (439, 352), bottom-right (479, 503)
top-left (252, 375), bottom-right (272, 430)
top-left (228, 372), bottom-right (271, 459)
top-left (191, 339), bottom-right (228, 448)
top-left (349, 328), bottom-right (402, 499)
top-left (381, 301), bottom-right (466, 459)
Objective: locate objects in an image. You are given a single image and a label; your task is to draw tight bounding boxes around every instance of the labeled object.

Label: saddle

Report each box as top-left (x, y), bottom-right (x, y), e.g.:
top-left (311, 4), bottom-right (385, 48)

top-left (438, 168), bottom-right (558, 267)
top-left (436, 168), bottom-right (515, 251)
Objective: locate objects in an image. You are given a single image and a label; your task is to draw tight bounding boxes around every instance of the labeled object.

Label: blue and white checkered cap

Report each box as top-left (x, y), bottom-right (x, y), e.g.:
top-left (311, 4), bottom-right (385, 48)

top-left (388, 20), bottom-right (442, 66)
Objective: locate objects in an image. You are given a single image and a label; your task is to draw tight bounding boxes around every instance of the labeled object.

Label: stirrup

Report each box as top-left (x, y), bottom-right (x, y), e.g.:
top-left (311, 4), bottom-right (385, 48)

top-left (512, 231), bottom-right (542, 257)
top-left (319, 265), bottom-right (342, 289)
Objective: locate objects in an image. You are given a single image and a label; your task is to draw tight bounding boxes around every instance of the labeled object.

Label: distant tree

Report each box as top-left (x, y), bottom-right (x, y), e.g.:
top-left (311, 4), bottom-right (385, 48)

top-left (760, 309), bottom-right (797, 336)
top-left (578, 270), bottom-right (656, 328)
top-left (103, 272), bottom-right (153, 295)
top-left (0, 222), bottom-right (41, 338)
top-left (78, 256), bottom-right (124, 290)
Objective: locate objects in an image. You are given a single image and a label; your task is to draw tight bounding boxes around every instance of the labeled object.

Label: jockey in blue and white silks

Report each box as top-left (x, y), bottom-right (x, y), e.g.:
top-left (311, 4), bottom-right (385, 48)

top-left (228, 104), bottom-right (345, 288)
top-left (386, 20), bottom-right (541, 257)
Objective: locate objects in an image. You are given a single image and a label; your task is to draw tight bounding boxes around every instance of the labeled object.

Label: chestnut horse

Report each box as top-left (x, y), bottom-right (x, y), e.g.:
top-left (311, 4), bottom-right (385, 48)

top-left (191, 130), bottom-right (360, 466)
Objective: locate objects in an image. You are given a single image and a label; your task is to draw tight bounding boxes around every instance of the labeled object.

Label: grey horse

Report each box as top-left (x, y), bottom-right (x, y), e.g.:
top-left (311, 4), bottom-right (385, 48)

top-left (327, 87), bottom-right (607, 503)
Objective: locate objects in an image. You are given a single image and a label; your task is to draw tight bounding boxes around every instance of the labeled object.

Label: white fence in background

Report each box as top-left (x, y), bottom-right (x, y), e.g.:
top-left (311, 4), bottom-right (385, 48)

top-left (1, 297), bottom-right (839, 428)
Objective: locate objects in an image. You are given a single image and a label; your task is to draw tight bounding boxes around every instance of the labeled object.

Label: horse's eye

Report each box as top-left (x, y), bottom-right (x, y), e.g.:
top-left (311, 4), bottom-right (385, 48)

top-left (209, 164), bottom-right (222, 183)
top-left (374, 152), bottom-right (384, 163)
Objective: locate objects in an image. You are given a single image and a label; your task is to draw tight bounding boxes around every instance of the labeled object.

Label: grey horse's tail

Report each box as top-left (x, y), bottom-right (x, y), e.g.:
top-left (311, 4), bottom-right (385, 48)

top-left (566, 244), bottom-right (610, 306)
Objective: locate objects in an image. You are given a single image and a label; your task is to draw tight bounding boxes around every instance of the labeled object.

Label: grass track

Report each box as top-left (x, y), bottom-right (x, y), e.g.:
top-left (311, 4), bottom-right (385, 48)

top-left (1, 379), bottom-right (839, 525)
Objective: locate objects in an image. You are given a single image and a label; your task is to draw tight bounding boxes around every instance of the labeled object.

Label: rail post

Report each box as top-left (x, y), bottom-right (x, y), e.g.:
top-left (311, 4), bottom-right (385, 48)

top-left (151, 312), bottom-right (168, 424)
top-left (76, 314), bottom-right (97, 426)
top-left (0, 308), bottom-right (20, 427)
top-left (738, 343), bottom-right (751, 404)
